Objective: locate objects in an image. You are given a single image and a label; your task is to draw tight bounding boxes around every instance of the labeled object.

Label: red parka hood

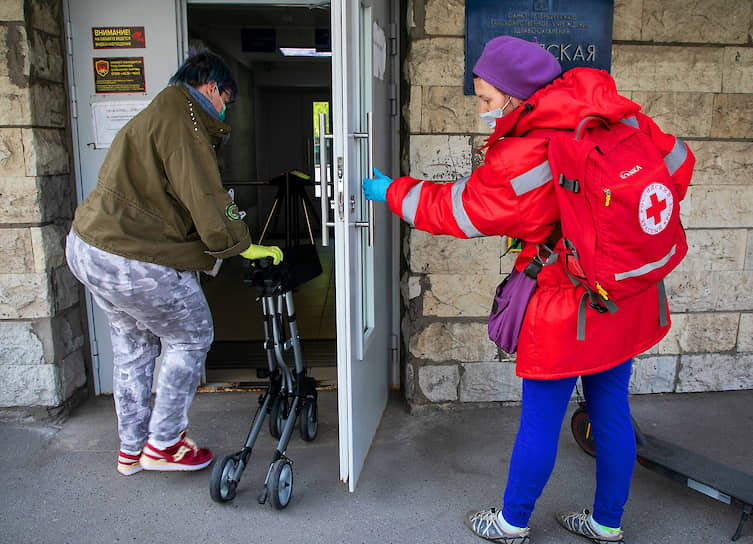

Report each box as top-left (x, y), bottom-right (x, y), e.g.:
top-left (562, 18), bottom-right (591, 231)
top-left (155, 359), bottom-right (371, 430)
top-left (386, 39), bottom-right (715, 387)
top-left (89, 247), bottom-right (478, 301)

top-left (487, 67), bottom-right (642, 141)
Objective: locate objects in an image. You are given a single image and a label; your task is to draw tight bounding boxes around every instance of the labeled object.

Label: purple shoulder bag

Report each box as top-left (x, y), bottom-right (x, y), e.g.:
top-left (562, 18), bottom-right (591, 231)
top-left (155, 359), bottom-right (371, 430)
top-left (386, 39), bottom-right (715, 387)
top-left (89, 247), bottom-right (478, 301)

top-left (487, 267), bottom-right (537, 354)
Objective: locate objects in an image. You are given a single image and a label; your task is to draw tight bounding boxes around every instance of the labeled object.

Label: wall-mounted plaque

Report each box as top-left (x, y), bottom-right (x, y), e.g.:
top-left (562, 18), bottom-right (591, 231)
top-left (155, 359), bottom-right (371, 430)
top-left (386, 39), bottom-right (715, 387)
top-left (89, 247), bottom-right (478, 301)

top-left (92, 26), bottom-right (146, 49)
top-left (465, 0), bottom-right (614, 95)
top-left (93, 57), bottom-right (146, 93)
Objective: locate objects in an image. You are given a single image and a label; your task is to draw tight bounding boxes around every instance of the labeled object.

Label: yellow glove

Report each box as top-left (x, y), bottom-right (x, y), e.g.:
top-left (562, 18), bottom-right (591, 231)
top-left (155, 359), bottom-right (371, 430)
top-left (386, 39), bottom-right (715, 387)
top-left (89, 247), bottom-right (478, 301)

top-left (240, 244), bottom-right (283, 265)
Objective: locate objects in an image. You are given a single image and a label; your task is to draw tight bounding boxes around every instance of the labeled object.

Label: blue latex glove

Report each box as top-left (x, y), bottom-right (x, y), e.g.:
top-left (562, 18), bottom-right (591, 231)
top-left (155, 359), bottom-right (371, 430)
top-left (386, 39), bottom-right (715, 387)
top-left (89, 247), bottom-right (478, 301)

top-left (362, 168), bottom-right (392, 202)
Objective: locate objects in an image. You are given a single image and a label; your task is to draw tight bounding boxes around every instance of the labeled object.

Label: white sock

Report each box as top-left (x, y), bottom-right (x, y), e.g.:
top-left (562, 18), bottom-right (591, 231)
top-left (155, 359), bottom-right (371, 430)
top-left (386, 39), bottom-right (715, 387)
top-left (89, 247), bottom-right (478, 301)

top-left (589, 514), bottom-right (621, 536)
top-left (147, 436), bottom-right (179, 451)
top-left (496, 510), bottom-right (526, 532)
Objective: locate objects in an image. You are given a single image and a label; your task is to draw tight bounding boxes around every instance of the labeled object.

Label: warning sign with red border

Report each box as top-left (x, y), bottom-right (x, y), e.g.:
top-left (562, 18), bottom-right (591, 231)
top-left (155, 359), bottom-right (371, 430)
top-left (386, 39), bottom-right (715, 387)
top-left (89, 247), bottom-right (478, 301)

top-left (93, 57), bottom-right (146, 93)
top-left (92, 27), bottom-right (146, 49)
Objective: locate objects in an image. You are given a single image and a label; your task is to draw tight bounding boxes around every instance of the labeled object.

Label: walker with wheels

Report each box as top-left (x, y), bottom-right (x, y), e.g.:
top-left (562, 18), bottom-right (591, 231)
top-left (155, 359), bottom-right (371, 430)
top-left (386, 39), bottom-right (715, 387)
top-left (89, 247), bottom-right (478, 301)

top-left (209, 255), bottom-right (319, 509)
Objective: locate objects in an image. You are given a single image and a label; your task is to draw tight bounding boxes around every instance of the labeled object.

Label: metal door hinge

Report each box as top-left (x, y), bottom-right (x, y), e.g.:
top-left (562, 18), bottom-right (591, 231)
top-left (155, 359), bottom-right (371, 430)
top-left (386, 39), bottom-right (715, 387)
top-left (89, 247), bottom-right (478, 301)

top-left (390, 84), bottom-right (397, 117)
top-left (389, 22), bottom-right (397, 56)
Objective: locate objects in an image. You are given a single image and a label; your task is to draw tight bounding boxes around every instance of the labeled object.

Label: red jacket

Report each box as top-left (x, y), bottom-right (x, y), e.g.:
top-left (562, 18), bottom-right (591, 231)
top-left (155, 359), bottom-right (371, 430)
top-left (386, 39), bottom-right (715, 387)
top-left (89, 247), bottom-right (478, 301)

top-left (387, 68), bottom-right (695, 379)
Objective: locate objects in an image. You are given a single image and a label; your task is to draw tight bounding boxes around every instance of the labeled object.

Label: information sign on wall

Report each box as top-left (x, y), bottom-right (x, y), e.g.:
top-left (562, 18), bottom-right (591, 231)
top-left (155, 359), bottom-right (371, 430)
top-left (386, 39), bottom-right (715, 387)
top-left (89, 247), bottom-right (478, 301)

top-left (93, 57), bottom-right (146, 93)
top-left (464, 0), bottom-right (614, 95)
top-left (92, 26), bottom-right (146, 49)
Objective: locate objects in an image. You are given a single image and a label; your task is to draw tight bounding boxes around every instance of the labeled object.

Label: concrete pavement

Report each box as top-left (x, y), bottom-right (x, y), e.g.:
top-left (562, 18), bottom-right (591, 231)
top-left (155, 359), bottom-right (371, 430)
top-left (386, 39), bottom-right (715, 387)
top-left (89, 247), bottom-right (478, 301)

top-left (1, 389), bottom-right (752, 543)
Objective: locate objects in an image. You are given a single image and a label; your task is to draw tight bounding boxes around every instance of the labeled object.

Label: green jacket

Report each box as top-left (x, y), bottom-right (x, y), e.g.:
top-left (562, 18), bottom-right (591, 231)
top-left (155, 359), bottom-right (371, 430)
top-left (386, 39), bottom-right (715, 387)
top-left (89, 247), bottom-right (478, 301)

top-left (72, 84), bottom-right (250, 271)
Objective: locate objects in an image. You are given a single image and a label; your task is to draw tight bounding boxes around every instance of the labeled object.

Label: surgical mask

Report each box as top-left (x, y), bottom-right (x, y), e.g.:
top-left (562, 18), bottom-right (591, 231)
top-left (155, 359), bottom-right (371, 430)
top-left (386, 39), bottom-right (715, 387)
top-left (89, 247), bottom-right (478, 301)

top-left (219, 103), bottom-right (226, 122)
top-left (480, 96), bottom-right (513, 128)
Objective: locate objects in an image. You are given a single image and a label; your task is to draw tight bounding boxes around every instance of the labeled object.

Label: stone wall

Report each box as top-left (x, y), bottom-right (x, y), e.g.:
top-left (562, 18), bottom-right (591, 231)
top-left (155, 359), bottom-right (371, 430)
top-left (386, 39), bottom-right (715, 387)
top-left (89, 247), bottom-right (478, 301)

top-left (401, 0), bottom-right (753, 407)
top-left (0, 0), bottom-right (86, 412)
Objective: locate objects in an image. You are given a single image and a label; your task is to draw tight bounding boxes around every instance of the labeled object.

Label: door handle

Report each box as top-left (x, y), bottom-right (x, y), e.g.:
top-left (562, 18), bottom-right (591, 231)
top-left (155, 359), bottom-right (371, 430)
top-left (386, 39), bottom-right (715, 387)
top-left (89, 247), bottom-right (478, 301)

top-left (318, 112), bottom-right (335, 247)
top-left (353, 111), bottom-right (374, 247)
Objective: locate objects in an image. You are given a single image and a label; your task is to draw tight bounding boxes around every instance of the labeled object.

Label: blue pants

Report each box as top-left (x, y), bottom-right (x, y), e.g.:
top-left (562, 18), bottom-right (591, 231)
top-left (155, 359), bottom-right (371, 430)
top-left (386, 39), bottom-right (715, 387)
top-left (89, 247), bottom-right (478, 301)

top-left (502, 359), bottom-right (635, 529)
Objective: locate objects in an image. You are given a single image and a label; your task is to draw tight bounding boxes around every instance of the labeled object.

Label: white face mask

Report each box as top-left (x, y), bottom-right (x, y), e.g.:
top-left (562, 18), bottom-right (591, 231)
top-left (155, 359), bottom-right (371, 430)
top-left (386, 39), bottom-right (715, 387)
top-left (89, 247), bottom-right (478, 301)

top-left (480, 96), bottom-right (513, 128)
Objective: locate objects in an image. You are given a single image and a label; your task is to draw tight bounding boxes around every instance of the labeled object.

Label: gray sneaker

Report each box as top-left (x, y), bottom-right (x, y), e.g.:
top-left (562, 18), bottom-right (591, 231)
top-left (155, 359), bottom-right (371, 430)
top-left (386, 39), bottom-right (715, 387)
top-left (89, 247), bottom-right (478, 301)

top-left (556, 509), bottom-right (624, 543)
top-left (464, 508), bottom-right (531, 543)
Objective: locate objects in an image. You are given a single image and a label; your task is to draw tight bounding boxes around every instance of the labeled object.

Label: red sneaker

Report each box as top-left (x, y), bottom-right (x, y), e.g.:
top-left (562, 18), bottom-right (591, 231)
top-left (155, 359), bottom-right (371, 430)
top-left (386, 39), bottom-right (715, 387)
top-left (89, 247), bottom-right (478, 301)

top-left (117, 451), bottom-right (142, 476)
top-left (140, 433), bottom-right (212, 471)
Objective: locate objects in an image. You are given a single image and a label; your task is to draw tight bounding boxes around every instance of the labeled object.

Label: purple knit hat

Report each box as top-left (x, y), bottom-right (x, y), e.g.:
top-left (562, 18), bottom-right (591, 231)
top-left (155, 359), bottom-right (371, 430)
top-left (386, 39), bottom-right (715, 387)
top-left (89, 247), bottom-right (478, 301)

top-left (473, 36), bottom-right (562, 99)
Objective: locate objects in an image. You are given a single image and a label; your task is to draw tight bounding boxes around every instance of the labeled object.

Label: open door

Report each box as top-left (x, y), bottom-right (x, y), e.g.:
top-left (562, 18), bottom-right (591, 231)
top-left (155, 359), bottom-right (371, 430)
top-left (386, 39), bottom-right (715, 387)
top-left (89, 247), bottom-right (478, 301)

top-left (329, 0), bottom-right (399, 491)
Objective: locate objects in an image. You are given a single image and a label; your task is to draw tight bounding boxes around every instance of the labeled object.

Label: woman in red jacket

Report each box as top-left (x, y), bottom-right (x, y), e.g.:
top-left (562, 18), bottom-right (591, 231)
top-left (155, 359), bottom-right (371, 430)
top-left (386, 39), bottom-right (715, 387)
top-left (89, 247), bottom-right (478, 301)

top-left (364, 36), bottom-right (694, 543)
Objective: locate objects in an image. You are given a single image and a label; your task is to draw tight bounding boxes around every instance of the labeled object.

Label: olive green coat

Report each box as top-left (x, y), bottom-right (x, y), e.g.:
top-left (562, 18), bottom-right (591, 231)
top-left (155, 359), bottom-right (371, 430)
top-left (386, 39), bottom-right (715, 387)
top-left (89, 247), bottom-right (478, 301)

top-left (72, 84), bottom-right (250, 271)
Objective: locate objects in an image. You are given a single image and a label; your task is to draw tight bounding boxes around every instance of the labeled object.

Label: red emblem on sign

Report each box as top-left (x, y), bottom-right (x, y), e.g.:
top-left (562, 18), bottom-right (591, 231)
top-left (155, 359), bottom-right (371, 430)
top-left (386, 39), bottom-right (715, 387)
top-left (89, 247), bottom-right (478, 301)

top-left (95, 59), bottom-right (110, 77)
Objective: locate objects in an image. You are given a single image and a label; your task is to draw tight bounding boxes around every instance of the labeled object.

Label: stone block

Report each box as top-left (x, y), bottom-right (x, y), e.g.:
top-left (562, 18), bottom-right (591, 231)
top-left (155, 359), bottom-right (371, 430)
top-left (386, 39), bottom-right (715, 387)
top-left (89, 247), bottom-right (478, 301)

top-left (408, 230), bottom-right (501, 274)
top-left (22, 128), bottom-right (69, 176)
top-left (642, 0), bottom-right (752, 44)
top-left (29, 80), bottom-right (66, 128)
top-left (406, 85), bottom-right (422, 133)
top-left (0, 23), bottom-right (29, 79)
top-left (0, 228), bottom-right (33, 273)
top-left (0, 363), bottom-right (60, 407)
top-left (0, 127), bottom-right (25, 176)
top-left (613, 0), bottom-right (642, 41)
top-left (658, 312), bottom-right (739, 354)
top-left (612, 45), bottom-right (723, 93)
top-left (418, 364), bottom-right (459, 402)
top-left (30, 0), bottom-right (62, 36)
top-left (674, 229), bottom-right (748, 272)
top-left (689, 141), bottom-right (753, 186)
top-left (30, 223), bottom-right (67, 272)
top-left (409, 321), bottom-right (498, 362)
top-left (423, 0), bottom-right (464, 36)
top-left (681, 186), bottom-right (753, 229)
top-left (748, 231), bottom-right (753, 271)
top-left (29, 28), bottom-right (64, 82)
top-left (423, 273), bottom-right (500, 317)
top-left (459, 361), bottom-right (521, 402)
top-left (52, 265), bottom-right (80, 313)
top-left (0, 272), bottom-right (52, 319)
top-left (408, 134), bottom-right (472, 180)
top-left (711, 94), bottom-right (753, 140)
top-left (630, 356), bottom-right (677, 394)
top-left (665, 270), bottom-right (753, 312)
top-left (0, 321), bottom-right (46, 365)
top-left (0, 75), bottom-right (32, 126)
top-left (677, 353), bottom-right (753, 392)
top-left (421, 86), bottom-right (479, 134)
top-left (630, 92), bottom-right (713, 139)
top-left (60, 350), bottom-right (87, 400)
top-left (739, 313), bottom-right (753, 352)
top-left (0, 175), bottom-right (75, 223)
top-left (723, 47), bottom-right (753, 94)
top-left (0, 1), bottom-right (24, 21)
top-left (405, 37), bottom-right (464, 87)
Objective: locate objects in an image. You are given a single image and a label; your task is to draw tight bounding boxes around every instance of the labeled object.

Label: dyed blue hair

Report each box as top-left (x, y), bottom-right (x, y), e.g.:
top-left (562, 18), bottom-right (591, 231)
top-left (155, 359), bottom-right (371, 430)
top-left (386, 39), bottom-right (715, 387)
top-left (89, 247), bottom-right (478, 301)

top-left (170, 48), bottom-right (237, 103)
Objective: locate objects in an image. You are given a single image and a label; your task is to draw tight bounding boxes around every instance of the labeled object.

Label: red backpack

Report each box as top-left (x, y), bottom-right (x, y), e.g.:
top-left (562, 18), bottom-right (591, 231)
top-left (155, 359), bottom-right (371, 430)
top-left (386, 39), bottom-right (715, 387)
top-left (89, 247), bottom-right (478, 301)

top-left (547, 116), bottom-right (688, 340)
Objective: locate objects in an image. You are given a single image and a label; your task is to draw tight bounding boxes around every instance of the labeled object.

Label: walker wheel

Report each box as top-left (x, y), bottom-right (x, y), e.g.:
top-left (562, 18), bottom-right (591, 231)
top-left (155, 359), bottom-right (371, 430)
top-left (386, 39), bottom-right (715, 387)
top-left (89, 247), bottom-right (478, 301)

top-left (571, 406), bottom-right (596, 457)
top-left (299, 398), bottom-right (318, 442)
top-left (209, 454), bottom-right (238, 503)
top-left (269, 459), bottom-right (294, 509)
top-left (269, 396), bottom-right (289, 439)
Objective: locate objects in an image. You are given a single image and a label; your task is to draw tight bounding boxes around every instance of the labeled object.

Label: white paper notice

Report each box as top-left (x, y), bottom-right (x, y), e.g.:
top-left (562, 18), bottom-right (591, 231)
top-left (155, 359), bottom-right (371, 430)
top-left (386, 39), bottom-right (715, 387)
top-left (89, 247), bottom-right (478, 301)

top-left (92, 100), bottom-right (150, 149)
top-left (373, 22), bottom-right (386, 80)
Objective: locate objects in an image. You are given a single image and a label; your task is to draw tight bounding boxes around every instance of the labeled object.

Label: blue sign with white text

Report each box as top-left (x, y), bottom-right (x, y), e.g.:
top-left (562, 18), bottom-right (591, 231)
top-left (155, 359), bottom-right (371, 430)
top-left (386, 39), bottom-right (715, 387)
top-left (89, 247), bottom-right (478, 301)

top-left (464, 0), bottom-right (614, 95)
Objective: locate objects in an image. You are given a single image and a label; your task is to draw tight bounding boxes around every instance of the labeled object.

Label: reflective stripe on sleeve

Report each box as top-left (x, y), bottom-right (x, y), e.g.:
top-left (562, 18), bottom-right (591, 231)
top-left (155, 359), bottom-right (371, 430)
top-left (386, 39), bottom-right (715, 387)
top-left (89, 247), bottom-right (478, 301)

top-left (510, 161), bottom-right (552, 196)
top-left (614, 245), bottom-right (676, 281)
top-left (401, 181), bottom-right (423, 226)
top-left (664, 137), bottom-right (688, 176)
top-left (451, 176), bottom-right (484, 238)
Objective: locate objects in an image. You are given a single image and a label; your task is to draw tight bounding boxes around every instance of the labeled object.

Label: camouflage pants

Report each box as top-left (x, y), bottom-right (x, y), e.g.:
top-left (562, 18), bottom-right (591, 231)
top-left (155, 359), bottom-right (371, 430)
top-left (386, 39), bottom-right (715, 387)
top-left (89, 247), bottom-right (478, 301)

top-left (65, 230), bottom-right (213, 453)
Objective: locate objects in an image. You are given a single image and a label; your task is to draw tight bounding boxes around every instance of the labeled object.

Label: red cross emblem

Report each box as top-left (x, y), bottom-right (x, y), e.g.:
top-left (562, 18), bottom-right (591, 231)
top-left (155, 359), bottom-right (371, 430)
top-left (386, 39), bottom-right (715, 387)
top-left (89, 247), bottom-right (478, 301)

top-left (639, 183), bottom-right (673, 235)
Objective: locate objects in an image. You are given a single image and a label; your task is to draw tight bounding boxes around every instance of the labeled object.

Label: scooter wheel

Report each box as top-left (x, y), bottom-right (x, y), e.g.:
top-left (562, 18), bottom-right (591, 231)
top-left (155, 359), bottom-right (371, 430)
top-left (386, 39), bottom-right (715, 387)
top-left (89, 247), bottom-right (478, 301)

top-left (269, 459), bottom-right (294, 509)
top-left (299, 397), bottom-right (318, 442)
top-left (210, 454), bottom-right (238, 503)
top-left (571, 406), bottom-right (596, 457)
top-left (269, 396), bottom-right (289, 439)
